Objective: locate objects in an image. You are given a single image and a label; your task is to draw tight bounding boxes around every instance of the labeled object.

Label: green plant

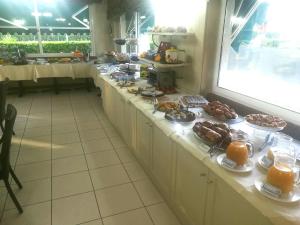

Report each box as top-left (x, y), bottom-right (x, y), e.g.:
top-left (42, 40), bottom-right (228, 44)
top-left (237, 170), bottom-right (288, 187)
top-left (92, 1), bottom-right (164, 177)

top-left (0, 41), bottom-right (91, 54)
top-left (0, 34), bottom-right (18, 42)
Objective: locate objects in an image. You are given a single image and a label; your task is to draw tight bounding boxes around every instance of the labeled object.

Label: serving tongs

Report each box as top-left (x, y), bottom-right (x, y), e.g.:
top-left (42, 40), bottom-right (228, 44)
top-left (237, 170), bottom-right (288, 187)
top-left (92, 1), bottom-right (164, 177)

top-left (258, 133), bottom-right (274, 152)
top-left (135, 87), bottom-right (143, 96)
top-left (208, 139), bottom-right (226, 157)
top-left (152, 92), bottom-right (159, 114)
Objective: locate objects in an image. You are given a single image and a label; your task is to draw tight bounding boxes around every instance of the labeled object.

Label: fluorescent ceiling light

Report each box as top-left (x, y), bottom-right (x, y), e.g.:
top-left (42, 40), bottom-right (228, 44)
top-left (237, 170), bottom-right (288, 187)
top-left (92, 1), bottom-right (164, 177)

top-left (72, 5), bottom-right (89, 29)
top-left (56, 17), bottom-right (66, 22)
top-left (32, 12), bottom-right (42, 17)
top-left (0, 17), bottom-right (28, 30)
top-left (140, 16), bottom-right (146, 19)
top-left (43, 12), bottom-right (52, 17)
top-left (42, 0), bottom-right (54, 4)
top-left (13, 19), bottom-right (25, 26)
top-left (32, 12), bottom-right (53, 17)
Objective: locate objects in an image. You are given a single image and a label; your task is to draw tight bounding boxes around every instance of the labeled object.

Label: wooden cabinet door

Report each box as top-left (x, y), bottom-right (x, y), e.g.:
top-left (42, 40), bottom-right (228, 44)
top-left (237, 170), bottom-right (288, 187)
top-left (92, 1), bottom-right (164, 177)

top-left (136, 110), bottom-right (153, 170)
top-left (123, 100), bottom-right (137, 152)
top-left (205, 173), bottom-right (273, 225)
top-left (102, 82), bottom-right (113, 120)
top-left (152, 126), bottom-right (174, 199)
top-left (115, 93), bottom-right (125, 138)
top-left (173, 144), bottom-right (208, 225)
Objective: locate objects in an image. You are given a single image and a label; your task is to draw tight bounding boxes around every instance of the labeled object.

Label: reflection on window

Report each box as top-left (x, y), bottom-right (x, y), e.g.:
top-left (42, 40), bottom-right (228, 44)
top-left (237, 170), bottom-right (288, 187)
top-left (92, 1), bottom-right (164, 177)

top-left (219, 0), bottom-right (300, 113)
top-left (0, 0), bottom-right (91, 54)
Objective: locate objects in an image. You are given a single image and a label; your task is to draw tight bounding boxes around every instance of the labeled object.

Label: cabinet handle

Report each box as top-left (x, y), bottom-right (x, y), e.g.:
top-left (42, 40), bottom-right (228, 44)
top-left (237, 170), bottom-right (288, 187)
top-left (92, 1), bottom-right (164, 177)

top-left (207, 179), bottom-right (214, 184)
top-left (200, 173), bottom-right (206, 177)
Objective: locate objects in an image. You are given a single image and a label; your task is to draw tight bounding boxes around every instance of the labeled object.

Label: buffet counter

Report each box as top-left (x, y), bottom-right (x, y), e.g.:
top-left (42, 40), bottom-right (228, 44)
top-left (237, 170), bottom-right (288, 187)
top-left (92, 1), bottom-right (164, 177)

top-left (92, 65), bottom-right (300, 225)
top-left (0, 63), bottom-right (91, 82)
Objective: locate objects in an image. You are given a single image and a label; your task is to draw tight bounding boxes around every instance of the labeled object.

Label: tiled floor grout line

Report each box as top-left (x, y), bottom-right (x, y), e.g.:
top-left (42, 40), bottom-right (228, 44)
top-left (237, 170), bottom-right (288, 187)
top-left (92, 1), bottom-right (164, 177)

top-left (100, 206), bottom-right (148, 220)
top-left (9, 159), bottom-right (149, 184)
top-left (50, 92), bottom-right (55, 225)
top-left (89, 99), bottom-right (156, 225)
top-left (68, 93), bottom-right (104, 224)
top-left (0, 95), bottom-right (34, 221)
top-left (1, 92), bottom-right (179, 225)
top-left (111, 145), bottom-right (156, 225)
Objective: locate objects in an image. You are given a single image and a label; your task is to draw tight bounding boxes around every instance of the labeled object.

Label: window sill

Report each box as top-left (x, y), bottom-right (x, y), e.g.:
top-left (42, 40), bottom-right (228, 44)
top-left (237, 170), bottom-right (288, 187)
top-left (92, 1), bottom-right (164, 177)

top-left (207, 89), bottom-right (300, 140)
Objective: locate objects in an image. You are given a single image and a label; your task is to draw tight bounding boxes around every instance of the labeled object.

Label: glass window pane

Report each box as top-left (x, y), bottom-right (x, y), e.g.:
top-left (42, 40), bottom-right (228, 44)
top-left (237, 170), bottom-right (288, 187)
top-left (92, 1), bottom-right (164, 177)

top-left (219, 0), bottom-right (300, 113)
top-left (0, 0), bottom-right (91, 55)
top-left (37, 1), bottom-right (91, 53)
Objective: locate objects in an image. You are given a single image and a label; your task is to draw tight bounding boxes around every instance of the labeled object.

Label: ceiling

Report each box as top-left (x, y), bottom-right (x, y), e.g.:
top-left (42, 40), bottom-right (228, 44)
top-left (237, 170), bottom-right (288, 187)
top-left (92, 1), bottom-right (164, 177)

top-left (0, 0), bottom-right (91, 33)
top-left (0, 0), bottom-right (152, 34)
top-left (107, 0), bottom-right (153, 19)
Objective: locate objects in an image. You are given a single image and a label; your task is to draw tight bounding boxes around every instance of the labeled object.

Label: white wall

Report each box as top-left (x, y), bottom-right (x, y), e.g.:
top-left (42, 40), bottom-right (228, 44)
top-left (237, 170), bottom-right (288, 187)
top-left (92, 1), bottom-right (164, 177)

top-left (148, 1), bottom-right (209, 94)
top-left (89, 0), bottom-right (113, 56)
top-left (175, 1), bottom-right (208, 94)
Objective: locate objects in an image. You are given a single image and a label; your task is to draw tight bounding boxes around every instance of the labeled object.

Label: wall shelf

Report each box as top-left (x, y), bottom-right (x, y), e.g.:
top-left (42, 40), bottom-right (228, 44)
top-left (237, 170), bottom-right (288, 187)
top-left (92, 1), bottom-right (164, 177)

top-left (148, 32), bottom-right (194, 37)
top-left (139, 58), bottom-right (190, 69)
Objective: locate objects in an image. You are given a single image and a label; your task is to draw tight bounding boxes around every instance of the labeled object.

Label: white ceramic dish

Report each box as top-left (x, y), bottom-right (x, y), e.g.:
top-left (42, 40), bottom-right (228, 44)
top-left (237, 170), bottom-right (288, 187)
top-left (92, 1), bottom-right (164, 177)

top-left (217, 153), bottom-right (254, 173)
top-left (245, 121), bottom-right (285, 132)
top-left (202, 111), bottom-right (244, 125)
top-left (257, 155), bottom-right (273, 170)
top-left (254, 179), bottom-right (300, 203)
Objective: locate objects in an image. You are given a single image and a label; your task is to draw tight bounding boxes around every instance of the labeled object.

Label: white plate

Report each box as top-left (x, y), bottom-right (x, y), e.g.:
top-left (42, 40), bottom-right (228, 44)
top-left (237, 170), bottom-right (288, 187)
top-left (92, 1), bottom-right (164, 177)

top-left (202, 111), bottom-right (244, 125)
top-left (257, 155), bottom-right (273, 170)
top-left (217, 153), bottom-right (254, 173)
top-left (254, 179), bottom-right (300, 203)
top-left (245, 121), bottom-right (285, 132)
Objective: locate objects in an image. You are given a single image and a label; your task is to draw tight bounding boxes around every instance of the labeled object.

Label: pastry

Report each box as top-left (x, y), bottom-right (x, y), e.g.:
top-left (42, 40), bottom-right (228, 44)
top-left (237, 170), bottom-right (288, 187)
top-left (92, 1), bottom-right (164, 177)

top-left (202, 101), bottom-right (238, 121)
top-left (245, 114), bottom-right (287, 128)
top-left (157, 102), bottom-right (179, 112)
top-left (179, 96), bottom-right (208, 108)
top-left (193, 121), bottom-right (232, 146)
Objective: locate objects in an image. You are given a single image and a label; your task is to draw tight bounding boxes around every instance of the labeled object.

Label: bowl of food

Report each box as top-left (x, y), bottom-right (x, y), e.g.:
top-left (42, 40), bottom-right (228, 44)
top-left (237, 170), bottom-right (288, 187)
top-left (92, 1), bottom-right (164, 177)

top-left (165, 109), bottom-right (196, 123)
top-left (114, 38), bottom-right (127, 45)
top-left (156, 101), bottom-right (179, 112)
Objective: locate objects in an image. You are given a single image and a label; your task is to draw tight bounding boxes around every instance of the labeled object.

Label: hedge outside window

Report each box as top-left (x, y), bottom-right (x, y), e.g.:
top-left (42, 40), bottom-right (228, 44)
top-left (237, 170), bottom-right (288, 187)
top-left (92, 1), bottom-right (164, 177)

top-left (0, 0), bottom-right (91, 54)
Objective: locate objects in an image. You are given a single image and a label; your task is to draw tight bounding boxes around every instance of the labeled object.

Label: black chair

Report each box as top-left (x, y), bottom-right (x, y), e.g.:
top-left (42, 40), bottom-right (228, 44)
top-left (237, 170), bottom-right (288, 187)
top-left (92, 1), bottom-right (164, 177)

top-left (0, 104), bottom-right (23, 213)
top-left (0, 81), bottom-right (15, 143)
top-left (0, 81), bottom-right (8, 134)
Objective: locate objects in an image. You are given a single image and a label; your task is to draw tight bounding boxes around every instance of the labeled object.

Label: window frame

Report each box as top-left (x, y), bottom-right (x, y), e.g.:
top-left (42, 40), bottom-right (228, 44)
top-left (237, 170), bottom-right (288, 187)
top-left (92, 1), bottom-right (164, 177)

top-left (210, 0), bottom-right (300, 125)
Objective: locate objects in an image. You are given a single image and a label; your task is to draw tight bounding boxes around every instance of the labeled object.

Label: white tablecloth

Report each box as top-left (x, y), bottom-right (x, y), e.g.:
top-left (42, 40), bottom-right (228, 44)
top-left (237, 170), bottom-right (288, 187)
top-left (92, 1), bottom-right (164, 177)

top-left (0, 63), bottom-right (92, 82)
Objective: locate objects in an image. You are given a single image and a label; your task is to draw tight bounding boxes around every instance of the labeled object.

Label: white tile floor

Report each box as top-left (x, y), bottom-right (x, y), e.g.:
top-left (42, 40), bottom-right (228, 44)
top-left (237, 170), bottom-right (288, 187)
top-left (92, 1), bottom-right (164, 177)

top-left (0, 90), bottom-right (182, 225)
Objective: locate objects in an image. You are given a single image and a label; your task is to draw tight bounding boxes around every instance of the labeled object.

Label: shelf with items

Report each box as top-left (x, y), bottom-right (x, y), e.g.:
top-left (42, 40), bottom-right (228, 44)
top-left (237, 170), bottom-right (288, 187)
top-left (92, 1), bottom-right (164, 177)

top-left (139, 58), bottom-right (191, 69)
top-left (148, 32), bottom-right (195, 37)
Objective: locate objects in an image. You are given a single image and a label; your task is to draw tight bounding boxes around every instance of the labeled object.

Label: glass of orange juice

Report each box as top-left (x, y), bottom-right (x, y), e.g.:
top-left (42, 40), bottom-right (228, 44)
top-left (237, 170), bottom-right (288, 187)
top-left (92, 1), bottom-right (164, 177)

top-left (226, 141), bottom-right (254, 166)
top-left (267, 146), bottom-right (300, 193)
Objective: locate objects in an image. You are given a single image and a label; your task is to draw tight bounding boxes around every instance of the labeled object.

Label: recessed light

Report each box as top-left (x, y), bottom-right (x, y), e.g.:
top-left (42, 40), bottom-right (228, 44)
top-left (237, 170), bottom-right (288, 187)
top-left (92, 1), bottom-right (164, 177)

top-left (31, 12), bottom-right (42, 17)
top-left (43, 12), bottom-right (53, 17)
top-left (13, 19), bottom-right (25, 26)
top-left (56, 18), bottom-right (66, 22)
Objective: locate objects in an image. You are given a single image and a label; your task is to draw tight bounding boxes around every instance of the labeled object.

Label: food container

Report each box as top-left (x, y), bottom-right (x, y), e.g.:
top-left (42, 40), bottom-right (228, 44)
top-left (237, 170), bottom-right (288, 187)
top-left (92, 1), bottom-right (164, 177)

top-left (165, 49), bottom-right (186, 64)
top-left (165, 49), bottom-right (179, 64)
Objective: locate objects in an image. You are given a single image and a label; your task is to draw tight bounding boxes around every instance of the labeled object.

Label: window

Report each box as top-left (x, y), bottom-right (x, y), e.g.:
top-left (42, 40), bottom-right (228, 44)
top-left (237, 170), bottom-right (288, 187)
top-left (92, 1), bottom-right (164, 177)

top-left (0, 0), bottom-right (91, 55)
top-left (217, 0), bottom-right (300, 119)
